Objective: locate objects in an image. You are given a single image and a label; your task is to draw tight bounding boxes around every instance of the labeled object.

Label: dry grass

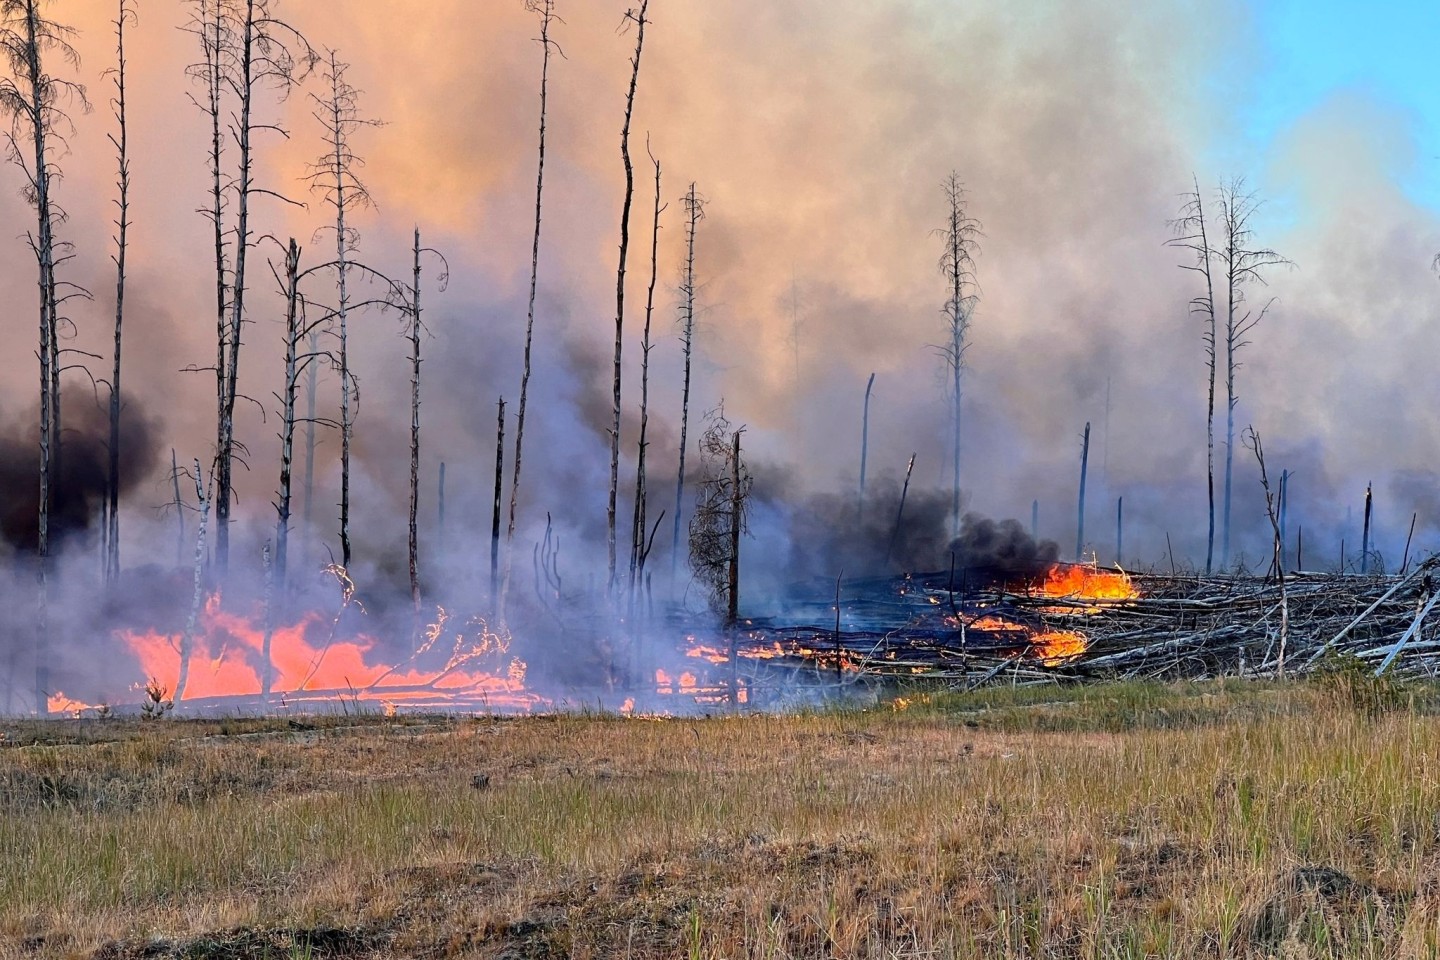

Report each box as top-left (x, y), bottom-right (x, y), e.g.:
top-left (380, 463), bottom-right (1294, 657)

top-left (4, 680), bottom-right (1440, 959)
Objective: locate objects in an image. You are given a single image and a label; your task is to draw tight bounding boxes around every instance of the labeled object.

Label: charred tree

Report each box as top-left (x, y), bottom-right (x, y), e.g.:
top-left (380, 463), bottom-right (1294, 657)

top-left (1076, 422), bottom-right (1091, 560)
top-left (1169, 176), bottom-right (1219, 575)
top-left (199, 0), bottom-right (314, 575)
top-left (104, 0), bottom-right (134, 586)
top-left (629, 141), bottom-right (664, 595)
top-left (858, 372), bottom-right (874, 522)
top-left (608, 0), bottom-right (649, 593)
top-left (1216, 178), bottom-right (1289, 567)
top-left (400, 230), bottom-right (447, 637)
top-left (503, 0), bottom-right (561, 613)
top-left (672, 183), bottom-right (704, 579)
top-left (1, 0), bottom-right (87, 712)
top-left (689, 407), bottom-right (750, 621)
top-left (269, 238), bottom-right (312, 597)
top-left (409, 228), bottom-right (423, 630)
top-left (1361, 482), bottom-right (1373, 575)
top-left (306, 50), bottom-right (377, 569)
top-left (936, 172), bottom-right (980, 539)
top-left (492, 397), bottom-right (505, 604)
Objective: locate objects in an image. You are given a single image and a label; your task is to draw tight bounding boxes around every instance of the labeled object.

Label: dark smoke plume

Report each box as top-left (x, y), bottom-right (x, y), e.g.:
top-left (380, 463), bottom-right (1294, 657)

top-left (782, 482), bottom-right (1058, 584)
top-left (0, 392), bottom-right (162, 552)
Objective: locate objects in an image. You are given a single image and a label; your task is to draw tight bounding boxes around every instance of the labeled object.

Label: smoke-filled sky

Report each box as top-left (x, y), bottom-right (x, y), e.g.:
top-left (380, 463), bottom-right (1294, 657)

top-left (3, 0), bottom-right (1440, 585)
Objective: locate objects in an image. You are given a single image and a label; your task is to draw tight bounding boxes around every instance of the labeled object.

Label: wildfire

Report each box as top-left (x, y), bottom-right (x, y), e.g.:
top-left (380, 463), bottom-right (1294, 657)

top-left (110, 593), bottom-right (541, 713)
top-left (1038, 563), bottom-right (1139, 602)
top-left (1029, 630), bottom-right (1088, 666)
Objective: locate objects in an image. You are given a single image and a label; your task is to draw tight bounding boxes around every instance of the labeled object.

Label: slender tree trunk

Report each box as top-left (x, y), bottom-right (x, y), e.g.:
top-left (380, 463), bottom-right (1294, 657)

top-left (608, 0), bottom-right (649, 593)
top-left (858, 372), bottom-right (874, 522)
top-left (175, 460), bottom-right (213, 705)
top-left (885, 453), bottom-right (917, 567)
top-left (630, 145), bottom-right (662, 595)
top-left (503, 0), bottom-right (557, 614)
top-left (199, 0), bottom-right (228, 565)
top-left (329, 52), bottom-right (355, 570)
top-left (492, 398), bottom-right (505, 605)
top-left (1278, 469), bottom-right (1288, 570)
top-left (1361, 483), bottom-right (1373, 575)
top-left (1076, 422), bottom-right (1091, 559)
top-left (106, 0), bottom-right (133, 586)
top-left (216, 0), bottom-right (262, 576)
top-left (672, 183), bottom-right (701, 581)
top-left (171, 448), bottom-right (186, 567)
top-left (273, 240), bottom-right (302, 594)
top-left (409, 227), bottom-right (423, 632)
top-left (301, 326), bottom-right (317, 570)
top-left (1115, 496), bottom-right (1123, 566)
top-left (726, 429), bottom-right (741, 628)
top-left (19, 0), bottom-right (58, 714)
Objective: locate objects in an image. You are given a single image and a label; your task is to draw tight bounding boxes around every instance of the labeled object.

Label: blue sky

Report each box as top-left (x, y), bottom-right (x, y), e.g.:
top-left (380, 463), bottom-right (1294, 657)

top-left (1238, 0), bottom-right (1440, 211)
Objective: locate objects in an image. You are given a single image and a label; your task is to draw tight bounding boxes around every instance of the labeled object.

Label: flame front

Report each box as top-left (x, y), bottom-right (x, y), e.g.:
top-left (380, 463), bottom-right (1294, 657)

top-left (1039, 563), bottom-right (1139, 601)
top-left (114, 595), bottom-right (541, 712)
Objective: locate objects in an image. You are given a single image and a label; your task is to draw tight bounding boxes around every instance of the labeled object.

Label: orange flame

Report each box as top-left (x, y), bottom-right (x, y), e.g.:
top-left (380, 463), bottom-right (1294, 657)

top-left (116, 594), bottom-right (540, 712)
top-left (1038, 564), bottom-right (1139, 601)
top-left (1030, 630), bottom-right (1088, 665)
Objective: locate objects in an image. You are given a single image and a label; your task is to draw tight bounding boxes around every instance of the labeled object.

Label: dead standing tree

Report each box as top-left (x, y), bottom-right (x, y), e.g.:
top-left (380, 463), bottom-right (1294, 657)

top-left (1168, 176), bottom-right (1219, 574)
top-left (688, 406), bottom-right (751, 627)
top-left (305, 49), bottom-right (379, 569)
top-left (629, 140), bottom-right (665, 599)
top-left (1217, 178), bottom-right (1289, 566)
top-left (935, 172), bottom-right (980, 539)
top-left (608, 0), bottom-right (650, 594)
top-left (399, 229), bottom-right (447, 639)
top-left (104, 0), bottom-right (135, 586)
top-left (671, 183), bottom-right (704, 580)
top-left (502, 0), bottom-right (562, 617)
top-left (187, 0), bottom-right (314, 576)
top-left (1, 0), bottom-right (88, 712)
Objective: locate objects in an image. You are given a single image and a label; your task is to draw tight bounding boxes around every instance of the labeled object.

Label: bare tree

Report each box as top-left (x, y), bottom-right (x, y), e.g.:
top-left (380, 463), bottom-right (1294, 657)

top-left (104, 0), bottom-right (134, 586)
top-left (629, 140), bottom-right (664, 594)
top-left (306, 50), bottom-right (377, 569)
top-left (503, 0), bottom-right (562, 614)
top-left (1168, 176), bottom-right (1219, 574)
top-left (190, 0), bottom-right (314, 575)
top-left (1217, 178), bottom-right (1289, 566)
top-left (936, 172), bottom-right (980, 539)
top-left (608, 0), bottom-right (650, 592)
top-left (1, 0), bottom-right (87, 712)
top-left (671, 182), bottom-right (703, 579)
top-left (269, 238), bottom-right (304, 594)
top-left (399, 230), bottom-right (447, 637)
top-left (1246, 426), bottom-right (1287, 677)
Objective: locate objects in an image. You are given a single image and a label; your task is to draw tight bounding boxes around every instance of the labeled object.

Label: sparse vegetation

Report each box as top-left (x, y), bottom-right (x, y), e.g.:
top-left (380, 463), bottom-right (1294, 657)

top-left (5, 682), bottom-right (1440, 958)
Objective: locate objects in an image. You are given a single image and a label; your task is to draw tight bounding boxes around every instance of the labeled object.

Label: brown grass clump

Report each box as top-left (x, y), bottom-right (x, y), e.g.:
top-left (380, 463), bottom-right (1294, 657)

top-left (3, 681), bottom-right (1440, 958)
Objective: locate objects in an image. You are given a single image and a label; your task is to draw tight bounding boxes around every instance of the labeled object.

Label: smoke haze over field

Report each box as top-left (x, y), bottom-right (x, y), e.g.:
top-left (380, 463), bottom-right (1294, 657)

top-left (3, 1), bottom-right (1440, 709)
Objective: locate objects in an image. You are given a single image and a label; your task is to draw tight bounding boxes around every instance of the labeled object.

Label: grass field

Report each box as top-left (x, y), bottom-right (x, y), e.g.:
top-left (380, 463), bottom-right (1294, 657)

top-left (4, 674), bottom-right (1440, 959)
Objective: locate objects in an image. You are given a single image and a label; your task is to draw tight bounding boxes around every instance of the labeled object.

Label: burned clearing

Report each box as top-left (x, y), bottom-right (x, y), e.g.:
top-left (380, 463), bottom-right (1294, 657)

top-left (5, 682), bottom-right (1440, 959)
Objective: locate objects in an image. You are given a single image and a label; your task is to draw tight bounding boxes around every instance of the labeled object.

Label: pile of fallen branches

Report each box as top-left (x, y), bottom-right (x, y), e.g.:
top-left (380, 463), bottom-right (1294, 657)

top-left (719, 558), bottom-right (1440, 691)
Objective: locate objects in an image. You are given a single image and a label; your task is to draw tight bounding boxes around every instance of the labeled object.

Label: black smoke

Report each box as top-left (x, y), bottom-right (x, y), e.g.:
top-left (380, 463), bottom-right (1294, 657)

top-left (782, 481), bottom-right (1058, 585)
top-left (0, 392), bottom-right (162, 552)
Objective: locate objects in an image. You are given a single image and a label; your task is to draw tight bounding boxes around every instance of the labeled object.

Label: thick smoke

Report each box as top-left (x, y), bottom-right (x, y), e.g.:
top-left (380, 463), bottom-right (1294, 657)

top-left (0, 392), bottom-right (161, 552)
top-left (781, 482), bottom-right (1058, 585)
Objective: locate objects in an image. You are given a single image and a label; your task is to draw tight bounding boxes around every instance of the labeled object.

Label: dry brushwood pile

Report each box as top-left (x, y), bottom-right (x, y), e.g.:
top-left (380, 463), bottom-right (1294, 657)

top-left (714, 558), bottom-right (1440, 693)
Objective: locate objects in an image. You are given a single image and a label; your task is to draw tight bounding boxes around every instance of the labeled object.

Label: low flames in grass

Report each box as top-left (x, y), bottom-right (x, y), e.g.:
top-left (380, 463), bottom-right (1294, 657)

top-left (49, 593), bottom-right (539, 716)
top-left (1038, 562), bottom-right (1140, 602)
